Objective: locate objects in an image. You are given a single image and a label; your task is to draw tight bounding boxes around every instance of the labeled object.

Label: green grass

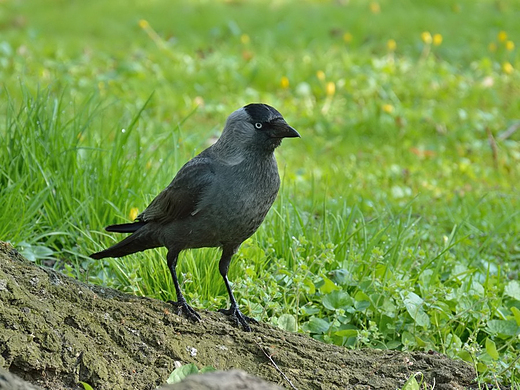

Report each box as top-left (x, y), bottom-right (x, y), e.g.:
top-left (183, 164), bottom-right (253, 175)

top-left (1, 0), bottom-right (519, 386)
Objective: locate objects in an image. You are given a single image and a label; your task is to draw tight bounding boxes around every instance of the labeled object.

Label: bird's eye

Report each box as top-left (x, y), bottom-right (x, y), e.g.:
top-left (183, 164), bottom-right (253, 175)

top-left (254, 122), bottom-right (263, 129)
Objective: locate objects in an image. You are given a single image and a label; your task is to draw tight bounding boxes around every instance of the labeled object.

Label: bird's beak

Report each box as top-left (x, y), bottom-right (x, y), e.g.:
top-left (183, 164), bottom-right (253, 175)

top-left (269, 118), bottom-right (301, 138)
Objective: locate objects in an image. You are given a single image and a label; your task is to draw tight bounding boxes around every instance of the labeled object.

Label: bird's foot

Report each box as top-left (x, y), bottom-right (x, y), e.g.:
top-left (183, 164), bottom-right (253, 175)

top-left (219, 305), bottom-right (258, 332)
top-left (168, 299), bottom-right (201, 322)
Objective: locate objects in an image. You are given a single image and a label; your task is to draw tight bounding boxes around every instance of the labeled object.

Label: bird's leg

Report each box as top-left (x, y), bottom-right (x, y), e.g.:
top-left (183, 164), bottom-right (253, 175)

top-left (218, 246), bottom-right (258, 331)
top-left (166, 250), bottom-right (201, 322)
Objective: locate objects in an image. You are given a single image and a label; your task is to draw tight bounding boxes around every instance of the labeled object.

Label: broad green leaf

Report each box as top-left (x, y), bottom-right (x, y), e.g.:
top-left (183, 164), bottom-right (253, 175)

top-left (79, 382), bottom-right (94, 390)
top-left (300, 305), bottom-right (320, 316)
top-left (354, 299), bottom-right (370, 311)
top-left (333, 329), bottom-right (358, 338)
top-left (278, 314), bottom-right (298, 332)
top-left (477, 362), bottom-right (488, 373)
top-left (322, 290), bottom-right (352, 311)
top-left (402, 331), bottom-right (416, 347)
top-left (167, 364), bottom-right (199, 384)
top-left (381, 297), bottom-right (397, 317)
top-left (486, 320), bottom-right (519, 337)
top-left (418, 269), bottom-right (434, 290)
top-left (354, 290), bottom-right (370, 302)
top-left (469, 280), bottom-right (484, 297)
top-left (401, 374), bottom-right (420, 390)
top-left (444, 333), bottom-right (462, 350)
top-left (319, 275), bottom-right (339, 294)
top-left (504, 280), bottom-right (520, 301)
top-left (485, 338), bottom-right (499, 360)
top-left (387, 340), bottom-right (401, 349)
top-left (375, 264), bottom-right (388, 279)
top-left (19, 244), bottom-right (55, 262)
top-left (402, 291), bottom-right (430, 327)
top-left (511, 307), bottom-right (520, 326)
top-left (303, 278), bottom-right (315, 294)
top-left (304, 317), bottom-right (330, 334)
top-left (457, 350), bottom-right (472, 363)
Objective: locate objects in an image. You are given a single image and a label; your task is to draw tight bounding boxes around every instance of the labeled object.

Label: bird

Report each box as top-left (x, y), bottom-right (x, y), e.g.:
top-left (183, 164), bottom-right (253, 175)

top-left (90, 103), bottom-right (300, 331)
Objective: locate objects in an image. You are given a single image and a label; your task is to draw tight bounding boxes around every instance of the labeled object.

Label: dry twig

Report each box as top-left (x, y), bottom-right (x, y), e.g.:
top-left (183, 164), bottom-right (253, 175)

top-left (497, 121), bottom-right (520, 141)
top-left (486, 126), bottom-right (498, 170)
top-left (254, 340), bottom-right (298, 390)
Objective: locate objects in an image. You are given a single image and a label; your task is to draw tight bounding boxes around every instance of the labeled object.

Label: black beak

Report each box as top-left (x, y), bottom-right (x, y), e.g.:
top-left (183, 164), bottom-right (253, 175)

top-left (269, 118), bottom-right (301, 138)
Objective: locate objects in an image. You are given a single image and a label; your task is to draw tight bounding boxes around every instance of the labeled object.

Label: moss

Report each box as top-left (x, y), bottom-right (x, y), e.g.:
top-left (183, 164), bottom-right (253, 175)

top-left (0, 242), bottom-right (475, 389)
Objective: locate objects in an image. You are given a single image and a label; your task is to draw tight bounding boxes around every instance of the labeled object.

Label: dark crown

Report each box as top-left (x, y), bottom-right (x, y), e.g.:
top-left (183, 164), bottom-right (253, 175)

top-left (244, 103), bottom-right (282, 123)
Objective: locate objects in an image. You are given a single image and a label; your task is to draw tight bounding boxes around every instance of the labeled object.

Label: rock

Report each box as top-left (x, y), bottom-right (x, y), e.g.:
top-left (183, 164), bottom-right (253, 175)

top-left (0, 367), bottom-right (44, 390)
top-left (159, 369), bottom-right (283, 390)
top-left (0, 241), bottom-right (476, 389)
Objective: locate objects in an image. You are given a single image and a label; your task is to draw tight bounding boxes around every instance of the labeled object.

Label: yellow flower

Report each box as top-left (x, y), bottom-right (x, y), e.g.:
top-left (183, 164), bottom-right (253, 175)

top-left (488, 42), bottom-right (497, 52)
top-left (129, 207), bottom-right (139, 221)
top-left (370, 2), bottom-right (381, 13)
top-left (343, 32), bottom-right (353, 43)
top-left (387, 39), bottom-right (397, 51)
top-left (138, 19), bottom-right (149, 29)
top-left (433, 33), bottom-right (443, 46)
top-left (280, 76), bottom-right (290, 89)
top-left (382, 104), bottom-right (394, 114)
top-left (421, 31), bottom-right (432, 44)
top-left (326, 82), bottom-right (336, 97)
top-left (97, 81), bottom-right (105, 95)
top-left (503, 62), bottom-right (514, 75)
top-left (498, 31), bottom-right (507, 42)
top-left (506, 40), bottom-right (515, 51)
top-left (240, 34), bottom-right (250, 44)
top-left (316, 70), bottom-right (326, 81)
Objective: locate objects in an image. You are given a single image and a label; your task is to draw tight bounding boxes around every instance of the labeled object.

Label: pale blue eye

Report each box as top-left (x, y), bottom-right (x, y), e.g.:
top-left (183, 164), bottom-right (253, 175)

top-left (255, 123), bottom-right (263, 129)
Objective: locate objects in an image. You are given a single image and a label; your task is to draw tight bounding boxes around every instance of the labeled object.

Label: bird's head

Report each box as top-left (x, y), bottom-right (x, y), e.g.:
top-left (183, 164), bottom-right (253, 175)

top-left (219, 103), bottom-right (300, 154)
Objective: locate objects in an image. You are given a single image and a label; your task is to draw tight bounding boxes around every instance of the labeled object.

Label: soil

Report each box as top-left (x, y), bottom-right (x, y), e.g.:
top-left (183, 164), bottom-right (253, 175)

top-left (0, 241), bottom-right (476, 389)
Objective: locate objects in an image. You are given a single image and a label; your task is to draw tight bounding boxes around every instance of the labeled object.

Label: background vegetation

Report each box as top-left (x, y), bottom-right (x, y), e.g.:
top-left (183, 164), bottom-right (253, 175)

top-left (1, 0), bottom-right (519, 386)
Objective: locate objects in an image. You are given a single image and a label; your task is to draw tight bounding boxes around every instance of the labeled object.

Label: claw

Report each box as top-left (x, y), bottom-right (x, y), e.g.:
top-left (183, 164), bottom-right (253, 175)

top-left (168, 300), bottom-right (201, 322)
top-left (219, 305), bottom-right (257, 331)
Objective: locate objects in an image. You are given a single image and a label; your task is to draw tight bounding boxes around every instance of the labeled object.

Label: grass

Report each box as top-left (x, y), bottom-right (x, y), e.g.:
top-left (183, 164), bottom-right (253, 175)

top-left (1, 0), bottom-right (519, 386)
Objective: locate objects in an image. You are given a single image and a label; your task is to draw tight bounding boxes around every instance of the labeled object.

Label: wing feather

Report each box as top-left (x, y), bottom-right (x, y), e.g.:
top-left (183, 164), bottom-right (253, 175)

top-left (137, 157), bottom-right (215, 224)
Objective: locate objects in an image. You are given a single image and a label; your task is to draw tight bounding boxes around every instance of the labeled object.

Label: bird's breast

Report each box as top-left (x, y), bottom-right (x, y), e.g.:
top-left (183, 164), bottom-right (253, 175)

top-left (199, 158), bottom-right (280, 243)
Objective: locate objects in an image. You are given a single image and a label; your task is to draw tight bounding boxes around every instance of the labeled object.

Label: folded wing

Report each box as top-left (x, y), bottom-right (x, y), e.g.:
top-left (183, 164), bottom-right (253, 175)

top-left (137, 157), bottom-right (216, 224)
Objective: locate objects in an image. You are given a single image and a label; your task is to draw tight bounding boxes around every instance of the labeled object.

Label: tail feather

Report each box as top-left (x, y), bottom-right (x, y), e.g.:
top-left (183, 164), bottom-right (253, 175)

top-left (91, 222), bottom-right (159, 259)
top-left (105, 221), bottom-right (146, 233)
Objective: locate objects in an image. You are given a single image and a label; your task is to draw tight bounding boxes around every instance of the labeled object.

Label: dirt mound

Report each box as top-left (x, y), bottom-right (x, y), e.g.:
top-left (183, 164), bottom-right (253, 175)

top-left (0, 242), bottom-right (475, 389)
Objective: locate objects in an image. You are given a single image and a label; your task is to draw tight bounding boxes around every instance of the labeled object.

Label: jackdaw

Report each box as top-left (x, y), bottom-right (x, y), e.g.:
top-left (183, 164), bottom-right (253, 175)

top-left (90, 103), bottom-right (299, 331)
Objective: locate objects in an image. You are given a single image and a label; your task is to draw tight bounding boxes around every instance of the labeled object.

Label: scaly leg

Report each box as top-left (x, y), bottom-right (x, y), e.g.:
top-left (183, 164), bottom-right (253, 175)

top-left (166, 250), bottom-right (201, 322)
top-left (217, 245), bottom-right (257, 331)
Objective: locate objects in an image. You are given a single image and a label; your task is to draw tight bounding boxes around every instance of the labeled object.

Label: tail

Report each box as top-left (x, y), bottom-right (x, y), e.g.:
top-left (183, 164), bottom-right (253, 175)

top-left (90, 221), bottom-right (158, 259)
top-left (105, 221), bottom-right (146, 233)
